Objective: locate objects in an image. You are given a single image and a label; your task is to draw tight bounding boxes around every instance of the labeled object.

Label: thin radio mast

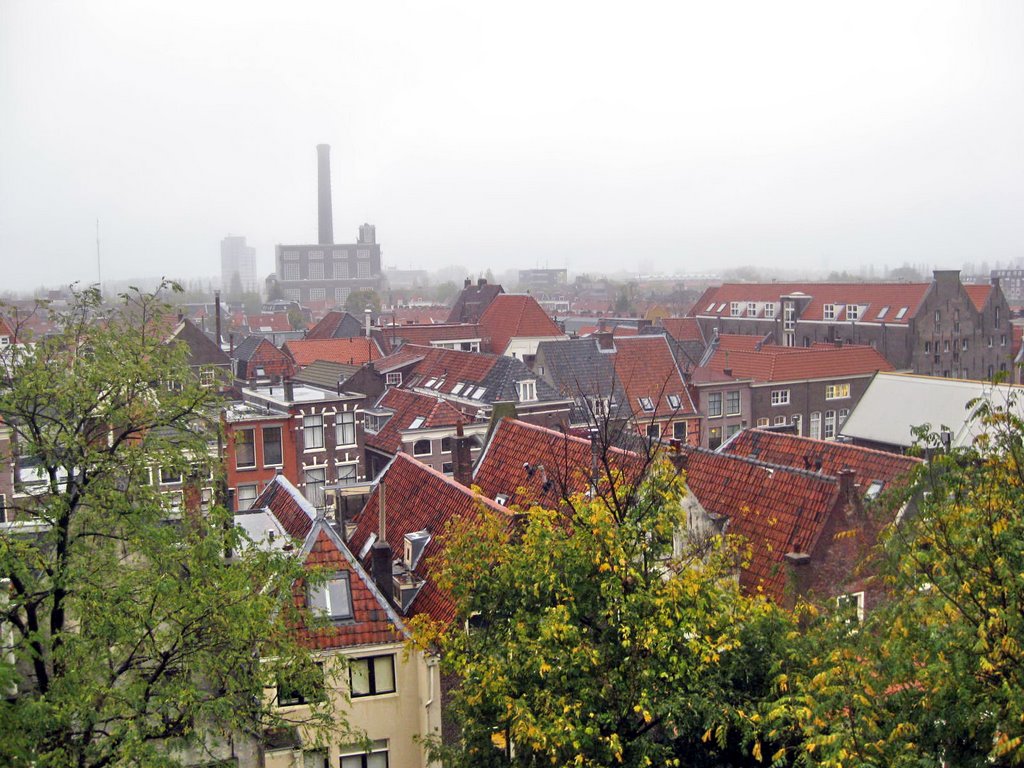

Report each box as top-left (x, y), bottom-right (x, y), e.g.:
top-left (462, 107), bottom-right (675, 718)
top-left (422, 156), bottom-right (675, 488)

top-left (96, 218), bottom-right (103, 296)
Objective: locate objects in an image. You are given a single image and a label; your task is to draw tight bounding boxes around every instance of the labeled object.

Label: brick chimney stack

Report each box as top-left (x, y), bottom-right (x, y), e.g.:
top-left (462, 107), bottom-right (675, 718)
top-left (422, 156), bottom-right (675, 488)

top-left (372, 481), bottom-right (394, 603)
top-left (451, 422), bottom-right (474, 487)
top-left (316, 144), bottom-right (334, 246)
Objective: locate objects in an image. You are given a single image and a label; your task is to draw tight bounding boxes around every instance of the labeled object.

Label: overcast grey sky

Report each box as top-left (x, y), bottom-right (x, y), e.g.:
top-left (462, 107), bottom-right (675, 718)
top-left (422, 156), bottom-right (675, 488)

top-left (2, 1), bottom-right (1023, 291)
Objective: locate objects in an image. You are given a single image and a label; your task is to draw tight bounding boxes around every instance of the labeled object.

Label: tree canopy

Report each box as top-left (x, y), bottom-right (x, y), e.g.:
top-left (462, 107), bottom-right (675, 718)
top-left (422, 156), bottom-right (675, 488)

top-left (0, 284), bottom-right (333, 767)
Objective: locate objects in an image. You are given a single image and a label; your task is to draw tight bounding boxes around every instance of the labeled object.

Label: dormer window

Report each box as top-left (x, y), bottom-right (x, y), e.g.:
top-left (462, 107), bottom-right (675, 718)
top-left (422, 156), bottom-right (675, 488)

top-left (638, 397), bottom-right (655, 412)
top-left (408, 416), bottom-right (425, 429)
top-left (823, 304), bottom-right (836, 321)
top-left (363, 410), bottom-right (393, 434)
top-left (846, 304), bottom-right (860, 321)
top-left (403, 530), bottom-right (431, 569)
top-left (308, 573), bottom-right (353, 621)
top-left (518, 380), bottom-right (537, 402)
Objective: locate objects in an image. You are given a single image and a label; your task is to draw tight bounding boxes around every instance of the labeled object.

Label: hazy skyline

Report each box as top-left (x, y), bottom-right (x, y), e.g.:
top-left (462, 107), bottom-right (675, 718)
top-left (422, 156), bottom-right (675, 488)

top-left (3, 1), bottom-right (1023, 292)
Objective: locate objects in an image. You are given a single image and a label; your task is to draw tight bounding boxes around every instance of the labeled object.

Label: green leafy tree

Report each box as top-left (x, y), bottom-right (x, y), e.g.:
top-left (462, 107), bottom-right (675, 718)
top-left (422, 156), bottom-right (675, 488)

top-left (413, 459), bottom-right (795, 767)
top-left (764, 398), bottom-right (1024, 767)
top-left (0, 284), bottom-right (335, 767)
top-left (344, 290), bottom-right (382, 316)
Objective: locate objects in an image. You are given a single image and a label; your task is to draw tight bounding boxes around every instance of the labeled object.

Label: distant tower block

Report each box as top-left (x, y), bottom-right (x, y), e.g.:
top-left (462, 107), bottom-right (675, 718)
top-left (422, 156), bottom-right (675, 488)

top-left (317, 144), bottom-right (334, 245)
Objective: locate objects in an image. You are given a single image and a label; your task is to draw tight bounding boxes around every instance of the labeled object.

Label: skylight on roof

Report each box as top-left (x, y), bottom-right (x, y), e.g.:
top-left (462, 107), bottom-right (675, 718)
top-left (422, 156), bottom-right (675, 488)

top-left (424, 377), bottom-right (438, 388)
top-left (716, 303), bottom-right (727, 313)
top-left (638, 396), bottom-right (655, 411)
top-left (895, 307), bottom-right (908, 319)
top-left (706, 302), bottom-right (716, 312)
top-left (358, 532), bottom-right (377, 559)
top-left (451, 382), bottom-right (465, 395)
top-left (667, 394), bottom-right (681, 409)
top-left (409, 416), bottom-right (425, 429)
top-left (865, 481), bottom-right (885, 499)
top-left (876, 306), bottom-right (889, 319)
top-left (472, 387), bottom-right (487, 400)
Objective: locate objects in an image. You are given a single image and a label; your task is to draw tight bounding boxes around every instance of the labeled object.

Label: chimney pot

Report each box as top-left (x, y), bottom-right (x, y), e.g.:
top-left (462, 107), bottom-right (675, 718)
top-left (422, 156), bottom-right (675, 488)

top-left (478, 277), bottom-right (486, 286)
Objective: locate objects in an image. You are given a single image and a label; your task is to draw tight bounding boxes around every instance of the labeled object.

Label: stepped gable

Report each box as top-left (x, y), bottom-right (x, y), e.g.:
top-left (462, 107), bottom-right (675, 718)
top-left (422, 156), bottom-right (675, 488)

top-left (613, 336), bottom-right (697, 418)
top-left (704, 344), bottom-right (894, 382)
top-left (724, 429), bottom-right (921, 492)
top-left (348, 453), bottom-right (511, 623)
top-left (472, 418), bottom-right (645, 509)
top-left (683, 448), bottom-right (840, 602)
top-left (283, 337), bottom-right (383, 368)
top-left (365, 388), bottom-right (469, 455)
top-left (295, 521), bottom-right (407, 650)
top-left (478, 294), bottom-right (562, 354)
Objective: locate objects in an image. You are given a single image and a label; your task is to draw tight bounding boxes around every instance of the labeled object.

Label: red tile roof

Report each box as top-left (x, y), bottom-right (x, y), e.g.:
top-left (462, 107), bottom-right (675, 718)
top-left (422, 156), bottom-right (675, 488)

top-left (348, 454), bottom-right (512, 623)
top-left (472, 418), bottom-right (646, 509)
top-left (283, 337), bottom-right (384, 367)
top-left (365, 388), bottom-right (470, 455)
top-left (252, 475), bottom-right (317, 540)
top-left (964, 284), bottom-right (993, 312)
top-left (389, 306), bottom-right (452, 325)
top-left (304, 310), bottom-right (350, 340)
top-left (478, 294), bottom-right (563, 354)
top-left (690, 283), bottom-right (932, 325)
top-left (705, 344), bottom-right (893, 382)
top-left (612, 336), bottom-right (698, 418)
top-left (683, 449), bottom-right (840, 602)
top-left (246, 312), bottom-right (292, 333)
top-left (295, 523), bottom-right (406, 650)
top-left (377, 344), bottom-right (499, 391)
top-left (716, 333), bottom-right (772, 352)
top-left (660, 317), bottom-right (706, 344)
top-left (723, 429), bottom-right (921, 492)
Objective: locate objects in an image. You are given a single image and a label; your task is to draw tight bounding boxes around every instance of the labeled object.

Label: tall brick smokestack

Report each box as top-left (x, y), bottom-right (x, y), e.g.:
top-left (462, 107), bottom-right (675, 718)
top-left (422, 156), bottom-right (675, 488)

top-left (316, 144), bottom-right (334, 245)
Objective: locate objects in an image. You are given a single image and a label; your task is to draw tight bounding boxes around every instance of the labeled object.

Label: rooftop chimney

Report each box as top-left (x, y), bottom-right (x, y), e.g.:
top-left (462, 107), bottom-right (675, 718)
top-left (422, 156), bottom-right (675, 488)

top-left (316, 144), bottom-right (334, 246)
top-left (214, 290), bottom-right (222, 350)
top-left (372, 481), bottom-right (394, 603)
top-left (451, 422), bottom-right (474, 487)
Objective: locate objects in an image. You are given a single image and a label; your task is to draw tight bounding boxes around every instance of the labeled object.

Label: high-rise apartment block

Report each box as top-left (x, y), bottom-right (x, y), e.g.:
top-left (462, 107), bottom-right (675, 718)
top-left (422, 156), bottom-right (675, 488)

top-left (220, 235), bottom-right (257, 295)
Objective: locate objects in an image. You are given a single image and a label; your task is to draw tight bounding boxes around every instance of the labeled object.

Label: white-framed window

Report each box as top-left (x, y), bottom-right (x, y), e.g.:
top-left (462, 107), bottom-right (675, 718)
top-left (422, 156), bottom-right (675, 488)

top-left (707, 392), bottom-right (722, 417)
top-left (846, 304), bottom-right (860, 321)
top-left (309, 287), bottom-right (325, 301)
top-left (518, 380), bottom-right (537, 402)
top-left (791, 414), bottom-right (802, 435)
top-left (756, 418), bottom-right (770, 427)
top-left (262, 426), bottom-right (283, 467)
top-left (730, 302), bottom-right (741, 317)
top-left (638, 396), bottom-right (655, 412)
top-left (895, 307), bottom-right (908, 320)
top-left (825, 383), bottom-right (850, 400)
top-left (236, 483), bottom-right (258, 511)
top-left (303, 414), bottom-right (324, 450)
top-left (283, 288), bottom-right (301, 302)
top-left (708, 426), bottom-right (722, 450)
top-left (770, 389), bottom-right (790, 406)
top-left (725, 390), bottom-right (741, 416)
top-left (282, 250), bottom-right (299, 260)
top-left (337, 462), bottom-right (358, 485)
top-left (837, 591), bottom-right (865, 622)
top-left (200, 367), bottom-right (216, 388)
top-left (471, 387), bottom-right (487, 400)
top-left (774, 415), bottom-right (786, 426)
top-left (0, 493), bottom-right (7, 523)
top-left (160, 467), bottom-right (183, 485)
top-left (838, 408), bottom-right (850, 428)
top-left (386, 372), bottom-right (402, 387)
top-left (201, 487), bottom-right (213, 513)
top-left (357, 261), bottom-right (371, 279)
top-left (746, 302), bottom-right (757, 317)
top-left (282, 263), bottom-right (299, 281)
top-left (764, 303), bottom-right (776, 319)
top-left (823, 304), bottom-right (836, 321)
top-left (309, 572), bottom-right (353, 620)
top-left (308, 249), bottom-right (324, 260)
top-left (340, 739), bottom-right (389, 768)
top-left (726, 423), bottom-right (741, 438)
top-left (667, 394), bottom-right (681, 409)
top-left (336, 411), bottom-right (356, 446)
top-left (413, 439), bottom-right (431, 456)
top-left (673, 421), bottom-right (687, 440)
top-left (308, 262), bottom-right (324, 280)
top-left (235, 428), bottom-right (256, 469)
top-left (304, 467), bottom-right (326, 508)
top-left (1001, 335), bottom-right (1008, 347)
top-left (646, 423), bottom-right (661, 439)
top-left (0, 335), bottom-right (10, 347)
top-left (335, 286), bottom-right (350, 304)
top-left (810, 412), bottom-right (821, 439)
top-left (877, 306), bottom-right (889, 319)
top-left (824, 410), bottom-right (837, 439)
top-left (783, 301), bottom-right (795, 332)
top-left (349, 657), bottom-right (396, 698)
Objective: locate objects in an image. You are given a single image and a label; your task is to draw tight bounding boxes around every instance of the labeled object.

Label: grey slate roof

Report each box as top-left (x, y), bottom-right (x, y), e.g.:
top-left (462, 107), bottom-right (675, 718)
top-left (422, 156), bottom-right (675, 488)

top-left (231, 335), bottom-right (265, 362)
top-left (292, 359), bottom-right (362, 391)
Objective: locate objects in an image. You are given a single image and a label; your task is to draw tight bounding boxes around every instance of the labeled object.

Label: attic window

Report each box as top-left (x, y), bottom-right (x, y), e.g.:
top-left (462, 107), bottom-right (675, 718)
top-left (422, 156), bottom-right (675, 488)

top-left (876, 306), bottom-right (889, 319)
top-left (638, 397), bottom-right (655, 412)
top-left (518, 380), bottom-right (537, 402)
top-left (471, 387), bottom-right (487, 400)
top-left (424, 377), bottom-right (438, 388)
top-left (308, 573), bottom-right (353, 621)
top-left (895, 307), bottom-right (908, 319)
top-left (667, 394), bottom-right (681, 409)
top-left (409, 416), bottom-right (425, 429)
top-left (865, 481), bottom-right (884, 500)
top-left (403, 530), bottom-right (431, 569)
top-left (705, 302), bottom-right (716, 312)
top-left (358, 532), bottom-right (378, 559)
top-left (495, 493), bottom-right (509, 506)
top-left (451, 382), bottom-right (465, 395)
top-left (716, 303), bottom-right (726, 313)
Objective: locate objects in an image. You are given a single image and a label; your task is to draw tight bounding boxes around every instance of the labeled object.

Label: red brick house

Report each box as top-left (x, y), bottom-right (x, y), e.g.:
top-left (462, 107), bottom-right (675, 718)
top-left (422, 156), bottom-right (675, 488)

top-left (477, 294), bottom-right (567, 360)
top-left (612, 336), bottom-right (700, 444)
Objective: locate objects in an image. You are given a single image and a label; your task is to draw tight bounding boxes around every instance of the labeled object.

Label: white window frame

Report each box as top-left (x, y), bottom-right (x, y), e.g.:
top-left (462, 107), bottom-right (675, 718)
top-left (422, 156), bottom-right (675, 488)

top-left (262, 426), bottom-right (283, 468)
top-left (825, 383), bottom-right (851, 400)
top-left (823, 304), bottom-right (836, 321)
top-left (236, 483), bottom-right (258, 511)
top-left (413, 439), bottom-right (432, 457)
top-left (349, 657), bottom-right (396, 698)
top-left (756, 418), bottom-right (770, 427)
top-left (337, 461), bottom-right (358, 485)
top-left (309, 572), bottom-right (353, 621)
top-left (837, 591), bottom-right (865, 622)
top-left (763, 302), bottom-right (776, 319)
top-left (725, 390), bottom-right (741, 416)
top-left (707, 392), bottom-right (722, 418)
top-left (518, 380), bottom-right (537, 402)
top-left (810, 412), bottom-right (821, 439)
top-left (770, 389), bottom-right (790, 406)
top-left (824, 410), bottom-right (837, 439)
top-left (340, 740), bottom-right (389, 768)
top-left (846, 304), bottom-right (860, 321)
top-left (235, 428), bottom-right (256, 470)
top-left (303, 414), bottom-right (324, 451)
top-left (730, 301), bottom-right (741, 317)
top-left (746, 302), bottom-right (757, 317)
top-left (336, 411), bottom-right (357, 447)
top-left (386, 372), bottom-right (402, 387)
top-left (638, 396), bottom-right (655, 412)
